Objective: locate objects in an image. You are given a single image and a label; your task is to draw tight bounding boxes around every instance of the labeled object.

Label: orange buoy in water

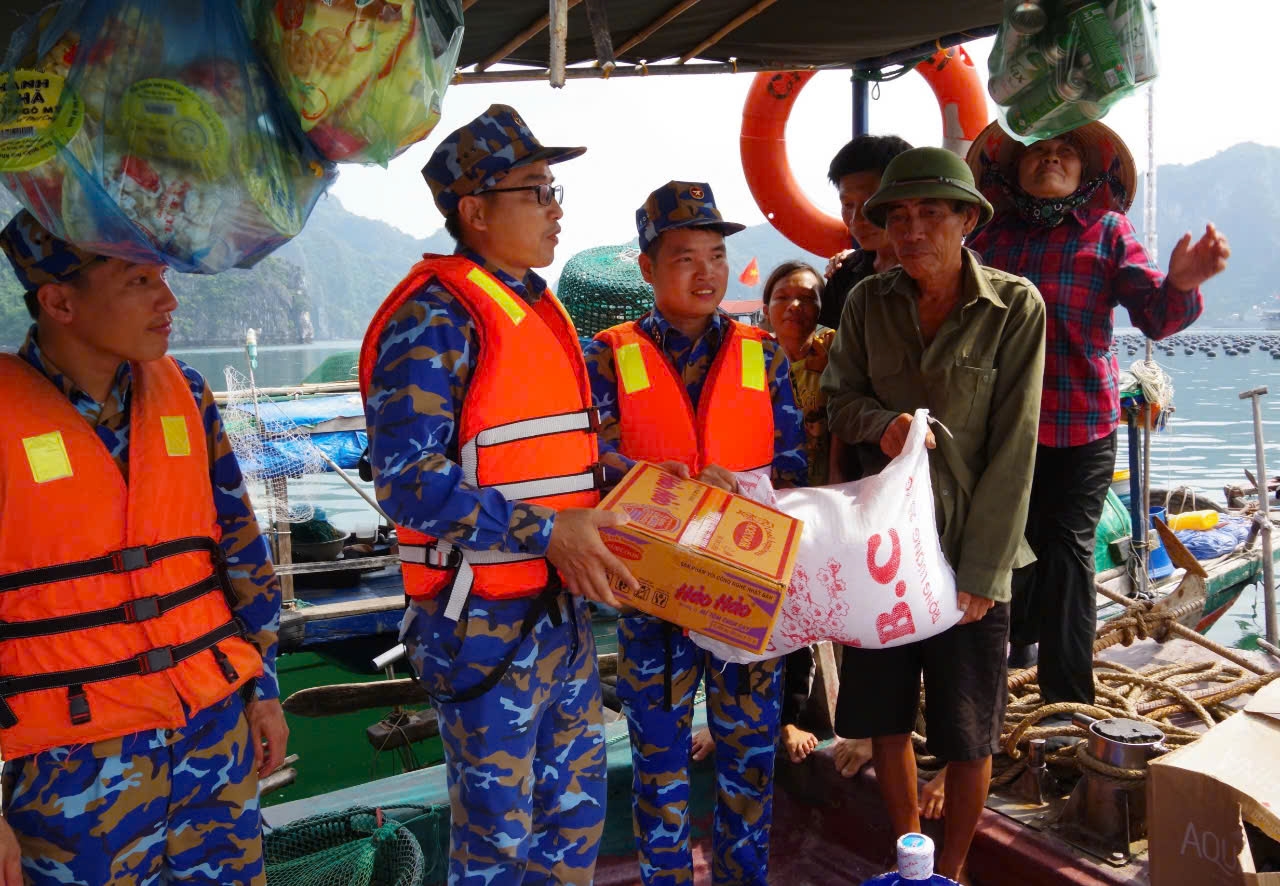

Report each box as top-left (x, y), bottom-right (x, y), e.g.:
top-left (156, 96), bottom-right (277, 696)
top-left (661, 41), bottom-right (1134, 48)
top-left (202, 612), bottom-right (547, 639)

top-left (741, 47), bottom-right (989, 257)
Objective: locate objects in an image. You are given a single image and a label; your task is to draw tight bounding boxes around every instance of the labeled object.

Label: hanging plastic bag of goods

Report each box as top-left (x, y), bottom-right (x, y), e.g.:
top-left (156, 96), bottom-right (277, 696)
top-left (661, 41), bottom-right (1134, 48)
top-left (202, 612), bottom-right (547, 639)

top-left (691, 411), bottom-right (963, 664)
top-left (0, 0), bottom-right (335, 274)
top-left (243, 0), bottom-right (464, 166)
top-left (985, 0), bottom-right (1158, 143)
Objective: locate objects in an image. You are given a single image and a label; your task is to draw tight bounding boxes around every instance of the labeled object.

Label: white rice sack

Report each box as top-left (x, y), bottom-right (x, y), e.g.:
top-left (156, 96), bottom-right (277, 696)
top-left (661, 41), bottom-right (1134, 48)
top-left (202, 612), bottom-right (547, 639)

top-left (693, 409), bottom-right (962, 663)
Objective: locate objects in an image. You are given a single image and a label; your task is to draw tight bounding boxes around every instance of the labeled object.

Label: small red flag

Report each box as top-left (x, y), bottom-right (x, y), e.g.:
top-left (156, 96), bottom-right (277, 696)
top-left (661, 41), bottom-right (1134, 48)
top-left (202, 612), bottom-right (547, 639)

top-left (738, 257), bottom-right (760, 286)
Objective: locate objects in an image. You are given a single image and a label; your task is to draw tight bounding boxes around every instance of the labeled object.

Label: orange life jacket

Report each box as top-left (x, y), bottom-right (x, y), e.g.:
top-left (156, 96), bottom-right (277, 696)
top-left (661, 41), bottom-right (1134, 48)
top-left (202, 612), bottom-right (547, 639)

top-left (594, 318), bottom-right (775, 473)
top-left (359, 255), bottom-right (601, 616)
top-left (0, 354), bottom-right (263, 759)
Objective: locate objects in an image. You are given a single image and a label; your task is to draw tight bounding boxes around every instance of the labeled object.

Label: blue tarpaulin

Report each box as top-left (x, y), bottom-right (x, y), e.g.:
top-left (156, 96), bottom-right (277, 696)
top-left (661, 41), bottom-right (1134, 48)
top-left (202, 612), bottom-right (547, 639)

top-left (1175, 515), bottom-right (1251, 561)
top-left (226, 393), bottom-right (366, 473)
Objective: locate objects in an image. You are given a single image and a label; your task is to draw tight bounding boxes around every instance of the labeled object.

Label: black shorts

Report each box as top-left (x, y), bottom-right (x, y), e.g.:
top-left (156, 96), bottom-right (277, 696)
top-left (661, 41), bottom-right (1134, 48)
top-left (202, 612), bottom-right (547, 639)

top-left (834, 602), bottom-right (1010, 762)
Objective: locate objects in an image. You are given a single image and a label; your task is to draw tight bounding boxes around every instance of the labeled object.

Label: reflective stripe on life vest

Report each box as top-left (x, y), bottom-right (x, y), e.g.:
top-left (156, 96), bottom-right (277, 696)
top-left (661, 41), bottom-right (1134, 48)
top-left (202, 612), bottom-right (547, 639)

top-left (359, 255), bottom-right (601, 610)
top-left (595, 317), bottom-right (775, 474)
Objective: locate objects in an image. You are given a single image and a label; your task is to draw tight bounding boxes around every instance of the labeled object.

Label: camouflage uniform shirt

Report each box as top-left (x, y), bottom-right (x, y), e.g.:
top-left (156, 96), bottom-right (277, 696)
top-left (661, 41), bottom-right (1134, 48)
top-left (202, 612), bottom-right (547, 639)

top-left (583, 308), bottom-right (809, 488)
top-left (364, 248), bottom-right (560, 555)
top-left (17, 328), bottom-right (281, 700)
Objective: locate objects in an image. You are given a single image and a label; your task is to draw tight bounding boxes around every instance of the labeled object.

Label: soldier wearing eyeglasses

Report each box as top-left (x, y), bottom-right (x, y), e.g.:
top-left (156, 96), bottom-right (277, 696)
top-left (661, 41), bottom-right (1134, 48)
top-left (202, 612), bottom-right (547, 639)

top-left (358, 104), bottom-right (636, 884)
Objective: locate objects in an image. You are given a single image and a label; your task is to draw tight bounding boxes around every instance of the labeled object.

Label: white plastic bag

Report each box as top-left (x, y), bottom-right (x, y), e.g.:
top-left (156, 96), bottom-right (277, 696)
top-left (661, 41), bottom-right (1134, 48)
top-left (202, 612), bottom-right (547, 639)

top-left (692, 410), bottom-right (962, 663)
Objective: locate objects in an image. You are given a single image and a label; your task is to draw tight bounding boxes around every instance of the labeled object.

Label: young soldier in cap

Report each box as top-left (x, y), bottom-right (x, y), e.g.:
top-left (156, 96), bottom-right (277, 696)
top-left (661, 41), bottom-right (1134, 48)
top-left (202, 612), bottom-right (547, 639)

top-left (358, 104), bottom-right (634, 885)
top-left (583, 181), bottom-right (807, 886)
top-left (0, 211), bottom-right (286, 885)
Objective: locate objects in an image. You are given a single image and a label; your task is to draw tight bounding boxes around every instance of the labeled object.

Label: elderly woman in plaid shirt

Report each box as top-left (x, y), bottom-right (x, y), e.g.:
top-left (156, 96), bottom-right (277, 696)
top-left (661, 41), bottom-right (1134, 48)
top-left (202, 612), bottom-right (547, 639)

top-left (966, 120), bottom-right (1230, 710)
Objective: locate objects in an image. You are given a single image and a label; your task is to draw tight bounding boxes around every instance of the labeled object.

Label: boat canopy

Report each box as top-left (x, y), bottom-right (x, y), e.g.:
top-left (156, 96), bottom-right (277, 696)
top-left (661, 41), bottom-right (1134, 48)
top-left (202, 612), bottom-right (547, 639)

top-left (2, 0), bottom-right (1004, 83)
top-left (451, 0), bottom-right (1003, 79)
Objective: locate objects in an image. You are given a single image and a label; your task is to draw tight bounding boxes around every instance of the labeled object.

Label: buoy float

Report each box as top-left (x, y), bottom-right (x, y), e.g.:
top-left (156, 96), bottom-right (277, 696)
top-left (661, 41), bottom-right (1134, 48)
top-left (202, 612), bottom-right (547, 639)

top-left (740, 46), bottom-right (990, 257)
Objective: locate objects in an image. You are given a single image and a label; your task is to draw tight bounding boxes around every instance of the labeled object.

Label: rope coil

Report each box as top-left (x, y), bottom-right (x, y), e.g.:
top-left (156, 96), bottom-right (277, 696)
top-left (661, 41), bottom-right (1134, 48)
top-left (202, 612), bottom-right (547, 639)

top-left (915, 591), bottom-right (1279, 788)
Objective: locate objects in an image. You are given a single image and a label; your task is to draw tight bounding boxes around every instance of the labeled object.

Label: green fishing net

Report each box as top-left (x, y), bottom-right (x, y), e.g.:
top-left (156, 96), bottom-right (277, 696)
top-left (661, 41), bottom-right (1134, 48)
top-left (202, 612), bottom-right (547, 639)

top-left (301, 352), bottom-right (360, 385)
top-left (557, 244), bottom-right (654, 337)
top-left (264, 805), bottom-right (448, 886)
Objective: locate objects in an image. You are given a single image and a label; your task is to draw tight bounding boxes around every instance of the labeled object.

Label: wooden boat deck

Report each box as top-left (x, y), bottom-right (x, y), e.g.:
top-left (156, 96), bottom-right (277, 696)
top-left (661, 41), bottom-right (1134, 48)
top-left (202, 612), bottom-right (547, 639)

top-left (264, 636), bottom-right (1274, 885)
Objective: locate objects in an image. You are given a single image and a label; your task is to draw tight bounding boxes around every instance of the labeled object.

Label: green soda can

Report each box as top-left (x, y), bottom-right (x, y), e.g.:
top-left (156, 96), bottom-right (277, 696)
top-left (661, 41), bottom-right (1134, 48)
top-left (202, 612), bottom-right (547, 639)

top-left (1067, 1), bottom-right (1135, 95)
top-left (1106, 0), bottom-right (1158, 83)
top-left (1010, 0), bottom-right (1049, 35)
top-left (988, 33), bottom-right (1071, 105)
top-left (1006, 67), bottom-right (1089, 137)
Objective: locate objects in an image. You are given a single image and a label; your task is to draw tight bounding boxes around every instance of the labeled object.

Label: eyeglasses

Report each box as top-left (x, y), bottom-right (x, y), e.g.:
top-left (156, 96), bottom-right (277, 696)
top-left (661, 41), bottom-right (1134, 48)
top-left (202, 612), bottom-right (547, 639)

top-left (477, 183), bottom-right (564, 206)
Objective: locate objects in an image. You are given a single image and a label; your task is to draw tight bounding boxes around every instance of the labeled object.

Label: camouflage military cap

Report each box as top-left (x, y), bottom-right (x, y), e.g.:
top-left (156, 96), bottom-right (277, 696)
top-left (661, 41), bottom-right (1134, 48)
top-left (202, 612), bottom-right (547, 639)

top-left (636, 181), bottom-right (746, 253)
top-left (0, 210), bottom-right (102, 291)
top-left (422, 104), bottom-right (586, 216)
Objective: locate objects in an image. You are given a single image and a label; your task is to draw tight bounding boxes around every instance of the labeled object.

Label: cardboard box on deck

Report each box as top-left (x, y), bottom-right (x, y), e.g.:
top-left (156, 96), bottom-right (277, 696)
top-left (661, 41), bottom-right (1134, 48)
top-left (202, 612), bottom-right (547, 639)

top-left (1148, 677), bottom-right (1280, 885)
top-left (596, 462), bottom-right (801, 654)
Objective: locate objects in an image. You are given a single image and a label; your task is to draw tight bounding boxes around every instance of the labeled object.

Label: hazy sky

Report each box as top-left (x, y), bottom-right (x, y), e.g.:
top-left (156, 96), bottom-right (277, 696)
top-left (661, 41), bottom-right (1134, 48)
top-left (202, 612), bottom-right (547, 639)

top-left (330, 2), bottom-right (1273, 280)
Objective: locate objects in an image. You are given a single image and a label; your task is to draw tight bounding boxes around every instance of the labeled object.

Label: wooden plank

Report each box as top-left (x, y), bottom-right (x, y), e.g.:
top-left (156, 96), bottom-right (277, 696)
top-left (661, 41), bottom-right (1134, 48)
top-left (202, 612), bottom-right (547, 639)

top-left (270, 478), bottom-right (294, 604)
top-left (809, 641), bottom-right (840, 735)
top-left (367, 709), bottom-right (439, 750)
top-left (284, 679), bottom-right (428, 717)
top-left (583, 0), bottom-right (616, 70)
top-left (212, 380), bottom-right (359, 403)
top-left (282, 595), bottom-right (405, 624)
top-left (274, 555), bottom-right (399, 576)
top-left (549, 0), bottom-right (569, 87)
top-left (615, 0), bottom-right (702, 57)
top-left (679, 0), bottom-right (778, 64)
top-left (454, 59), bottom-right (830, 84)
top-left (475, 0), bottom-right (584, 72)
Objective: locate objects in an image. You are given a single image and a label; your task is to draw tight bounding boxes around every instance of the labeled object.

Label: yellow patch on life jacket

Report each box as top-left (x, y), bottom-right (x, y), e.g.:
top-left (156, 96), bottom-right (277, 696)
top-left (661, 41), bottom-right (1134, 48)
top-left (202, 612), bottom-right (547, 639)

top-left (740, 338), bottom-right (766, 391)
top-left (22, 431), bottom-right (73, 483)
top-left (466, 267), bottom-right (526, 326)
top-left (161, 415), bottom-right (191, 456)
top-left (617, 342), bottom-right (651, 394)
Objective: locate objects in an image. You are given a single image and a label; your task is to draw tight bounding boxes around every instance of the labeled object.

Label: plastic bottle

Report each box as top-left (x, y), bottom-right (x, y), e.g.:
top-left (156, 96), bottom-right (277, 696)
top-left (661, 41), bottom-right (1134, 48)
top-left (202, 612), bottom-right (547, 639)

top-left (1167, 509), bottom-right (1220, 531)
top-left (860, 834), bottom-right (961, 884)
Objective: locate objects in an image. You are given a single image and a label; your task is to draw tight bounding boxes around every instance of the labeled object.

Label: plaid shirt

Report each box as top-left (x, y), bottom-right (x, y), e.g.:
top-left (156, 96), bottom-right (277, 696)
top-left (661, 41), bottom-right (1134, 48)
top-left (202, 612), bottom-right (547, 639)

top-left (970, 208), bottom-right (1203, 448)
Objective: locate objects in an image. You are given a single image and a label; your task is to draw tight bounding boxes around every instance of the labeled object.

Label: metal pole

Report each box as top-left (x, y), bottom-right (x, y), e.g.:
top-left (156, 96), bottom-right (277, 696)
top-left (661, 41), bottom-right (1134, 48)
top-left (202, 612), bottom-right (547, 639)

top-left (1240, 386), bottom-right (1276, 645)
top-left (1127, 410), bottom-right (1148, 597)
top-left (1141, 342), bottom-right (1153, 581)
top-left (851, 76), bottom-right (868, 138)
top-left (1139, 75), bottom-right (1157, 587)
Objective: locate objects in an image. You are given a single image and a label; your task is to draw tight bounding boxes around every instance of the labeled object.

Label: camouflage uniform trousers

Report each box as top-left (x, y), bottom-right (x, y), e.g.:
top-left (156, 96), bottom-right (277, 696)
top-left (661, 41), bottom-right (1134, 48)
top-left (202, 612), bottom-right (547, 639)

top-left (1, 692), bottom-right (262, 885)
top-left (617, 614), bottom-right (783, 886)
top-left (403, 590), bottom-right (607, 885)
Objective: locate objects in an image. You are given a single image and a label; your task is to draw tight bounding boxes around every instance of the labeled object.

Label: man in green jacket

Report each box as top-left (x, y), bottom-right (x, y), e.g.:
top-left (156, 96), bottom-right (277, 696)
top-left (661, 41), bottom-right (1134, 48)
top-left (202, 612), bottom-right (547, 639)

top-left (821, 147), bottom-right (1045, 882)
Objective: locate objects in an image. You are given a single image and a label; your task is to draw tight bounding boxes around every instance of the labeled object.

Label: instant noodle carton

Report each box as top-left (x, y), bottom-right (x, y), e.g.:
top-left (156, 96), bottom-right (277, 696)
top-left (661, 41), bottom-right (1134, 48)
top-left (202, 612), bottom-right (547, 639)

top-left (598, 462), bottom-right (802, 654)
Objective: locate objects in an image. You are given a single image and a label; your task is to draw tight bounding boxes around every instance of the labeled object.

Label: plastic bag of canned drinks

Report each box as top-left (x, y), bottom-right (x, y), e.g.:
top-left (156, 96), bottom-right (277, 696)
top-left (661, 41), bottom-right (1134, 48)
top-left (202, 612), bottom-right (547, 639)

top-left (243, 0), bottom-right (464, 166)
top-left (986, 0), bottom-right (1158, 143)
top-left (691, 410), bottom-right (963, 664)
top-left (0, 0), bottom-right (333, 274)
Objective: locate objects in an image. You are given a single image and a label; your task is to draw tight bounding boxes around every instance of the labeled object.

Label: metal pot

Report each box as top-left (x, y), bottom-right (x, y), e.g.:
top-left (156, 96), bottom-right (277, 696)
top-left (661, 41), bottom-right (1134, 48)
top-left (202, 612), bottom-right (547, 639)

top-left (1071, 713), bottom-right (1169, 769)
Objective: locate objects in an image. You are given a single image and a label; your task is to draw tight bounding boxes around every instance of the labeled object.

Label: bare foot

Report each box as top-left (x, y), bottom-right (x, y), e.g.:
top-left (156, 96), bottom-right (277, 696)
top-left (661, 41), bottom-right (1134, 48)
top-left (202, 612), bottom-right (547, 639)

top-left (919, 767), bottom-right (946, 819)
top-left (781, 723), bottom-right (819, 763)
top-left (691, 728), bottom-right (714, 762)
top-left (832, 737), bottom-right (872, 777)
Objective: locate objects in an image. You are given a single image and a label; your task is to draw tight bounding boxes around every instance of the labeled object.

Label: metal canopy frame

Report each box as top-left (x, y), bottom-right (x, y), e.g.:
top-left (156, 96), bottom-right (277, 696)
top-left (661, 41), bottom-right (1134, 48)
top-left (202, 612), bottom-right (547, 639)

top-left (0, 1), bottom-right (1003, 89)
top-left (449, 0), bottom-right (1003, 86)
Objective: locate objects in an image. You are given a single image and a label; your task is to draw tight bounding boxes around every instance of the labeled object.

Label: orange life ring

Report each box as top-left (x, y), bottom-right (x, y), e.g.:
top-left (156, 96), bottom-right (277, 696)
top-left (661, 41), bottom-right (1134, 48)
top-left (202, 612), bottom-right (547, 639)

top-left (740, 46), bottom-right (990, 258)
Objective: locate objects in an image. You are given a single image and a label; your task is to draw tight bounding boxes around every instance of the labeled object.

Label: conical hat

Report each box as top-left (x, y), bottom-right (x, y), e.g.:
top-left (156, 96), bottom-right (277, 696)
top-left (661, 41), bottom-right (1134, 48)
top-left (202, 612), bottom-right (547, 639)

top-left (965, 119), bottom-right (1137, 215)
